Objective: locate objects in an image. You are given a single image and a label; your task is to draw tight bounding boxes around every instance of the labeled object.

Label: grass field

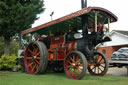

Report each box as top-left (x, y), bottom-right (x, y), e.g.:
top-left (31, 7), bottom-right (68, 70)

top-left (0, 72), bottom-right (128, 85)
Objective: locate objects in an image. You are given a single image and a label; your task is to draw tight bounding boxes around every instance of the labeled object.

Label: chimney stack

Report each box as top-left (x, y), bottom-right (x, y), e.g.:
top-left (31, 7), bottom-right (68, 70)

top-left (81, 0), bottom-right (87, 9)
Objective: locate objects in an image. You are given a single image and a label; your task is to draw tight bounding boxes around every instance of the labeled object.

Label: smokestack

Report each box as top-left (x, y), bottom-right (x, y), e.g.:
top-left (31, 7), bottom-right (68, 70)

top-left (81, 0), bottom-right (88, 38)
top-left (81, 0), bottom-right (87, 9)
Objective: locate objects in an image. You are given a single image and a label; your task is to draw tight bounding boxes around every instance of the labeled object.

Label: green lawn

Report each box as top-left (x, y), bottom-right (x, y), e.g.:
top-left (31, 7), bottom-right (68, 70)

top-left (0, 72), bottom-right (128, 85)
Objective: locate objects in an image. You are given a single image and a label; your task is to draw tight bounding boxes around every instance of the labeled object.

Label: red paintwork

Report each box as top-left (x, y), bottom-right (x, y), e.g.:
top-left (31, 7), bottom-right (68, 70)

top-left (48, 49), bottom-right (57, 60)
top-left (65, 41), bottom-right (77, 53)
top-left (48, 35), bottom-right (77, 61)
top-left (57, 50), bottom-right (65, 60)
top-left (51, 36), bottom-right (65, 44)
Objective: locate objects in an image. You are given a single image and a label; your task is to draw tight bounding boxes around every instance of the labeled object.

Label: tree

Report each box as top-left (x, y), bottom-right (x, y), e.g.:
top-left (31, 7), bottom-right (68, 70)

top-left (0, 37), bottom-right (4, 56)
top-left (0, 0), bottom-right (45, 55)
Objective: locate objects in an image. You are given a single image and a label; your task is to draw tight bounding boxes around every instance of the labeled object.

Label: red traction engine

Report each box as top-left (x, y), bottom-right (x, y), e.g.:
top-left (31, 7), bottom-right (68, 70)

top-left (22, 7), bottom-right (118, 79)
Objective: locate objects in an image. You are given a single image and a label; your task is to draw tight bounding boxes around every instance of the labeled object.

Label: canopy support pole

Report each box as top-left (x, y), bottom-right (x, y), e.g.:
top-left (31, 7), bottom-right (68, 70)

top-left (108, 18), bottom-right (110, 32)
top-left (95, 12), bottom-right (98, 32)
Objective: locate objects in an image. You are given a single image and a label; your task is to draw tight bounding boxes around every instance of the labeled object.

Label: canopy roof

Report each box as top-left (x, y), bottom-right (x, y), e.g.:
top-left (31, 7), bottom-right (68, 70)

top-left (22, 7), bottom-right (118, 35)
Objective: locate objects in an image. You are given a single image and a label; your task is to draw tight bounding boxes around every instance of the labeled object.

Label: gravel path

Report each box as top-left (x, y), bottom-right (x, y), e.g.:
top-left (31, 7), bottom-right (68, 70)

top-left (107, 67), bottom-right (128, 76)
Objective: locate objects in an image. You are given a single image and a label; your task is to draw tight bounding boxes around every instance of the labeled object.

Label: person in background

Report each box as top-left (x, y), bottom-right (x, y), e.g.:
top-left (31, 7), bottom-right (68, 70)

top-left (97, 22), bottom-right (105, 34)
top-left (103, 25), bottom-right (108, 34)
top-left (89, 22), bottom-right (95, 34)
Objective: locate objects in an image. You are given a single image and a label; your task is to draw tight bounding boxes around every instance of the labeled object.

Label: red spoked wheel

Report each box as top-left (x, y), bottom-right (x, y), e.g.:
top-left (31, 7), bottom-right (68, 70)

top-left (24, 41), bottom-right (48, 74)
top-left (88, 52), bottom-right (108, 76)
top-left (64, 51), bottom-right (87, 80)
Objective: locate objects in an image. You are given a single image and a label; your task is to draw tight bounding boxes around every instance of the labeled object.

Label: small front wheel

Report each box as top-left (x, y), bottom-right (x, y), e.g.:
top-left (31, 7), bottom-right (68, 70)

top-left (88, 52), bottom-right (108, 76)
top-left (64, 51), bottom-right (87, 80)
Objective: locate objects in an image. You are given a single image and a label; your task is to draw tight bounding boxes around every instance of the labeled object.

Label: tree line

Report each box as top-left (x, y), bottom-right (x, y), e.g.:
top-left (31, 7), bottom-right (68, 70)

top-left (0, 0), bottom-right (45, 55)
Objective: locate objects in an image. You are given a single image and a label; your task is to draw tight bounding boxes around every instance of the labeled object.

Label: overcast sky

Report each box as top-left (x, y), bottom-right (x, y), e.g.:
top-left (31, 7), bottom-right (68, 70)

top-left (32, 0), bottom-right (128, 31)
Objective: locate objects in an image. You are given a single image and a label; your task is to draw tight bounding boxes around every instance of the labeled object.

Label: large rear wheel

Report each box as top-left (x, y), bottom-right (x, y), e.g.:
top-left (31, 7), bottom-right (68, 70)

top-left (88, 52), bottom-right (108, 76)
top-left (24, 41), bottom-right (48, 74)
top-left (64, 51), bottom-right (87, 80)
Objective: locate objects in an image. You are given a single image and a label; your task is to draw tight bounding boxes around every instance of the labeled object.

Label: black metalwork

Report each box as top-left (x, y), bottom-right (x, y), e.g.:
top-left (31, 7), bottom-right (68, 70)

top-left (81, 0), bottom-right (88, 38)
top-left (81, 0), bottom-right (87, 9)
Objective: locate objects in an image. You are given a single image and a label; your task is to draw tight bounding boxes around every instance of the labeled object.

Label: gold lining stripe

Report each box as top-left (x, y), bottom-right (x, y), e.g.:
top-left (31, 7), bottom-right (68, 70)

top-left (68, 43), bottom-right (72, 51)
top-left (74, 41), bottom-right (77, 50)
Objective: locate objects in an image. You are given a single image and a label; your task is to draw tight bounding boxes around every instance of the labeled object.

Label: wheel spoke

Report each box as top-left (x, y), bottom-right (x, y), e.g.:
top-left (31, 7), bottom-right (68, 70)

top-left (28, 48), bottom-right (34, 55)
top-left (26, 57), bottom-right (32, 59)
top-left (100, 64), bottom-right (105, 68)
top-left (76, 59), bottom-right (81, 64)
top-left (76, 66), bottom-right (83, 71)
top-left (98, 66), bottom-right (100, 74)
top-left (73, 54), bottom-right (75, 61)
top-left (97, 57), bottom-right (105, 64)
top-left (77, 68), bottom-right (82, 74)
top-left (67, 60), bottom-right (72, 65)
top-left (32, 44), bottom-right (35, 49)
top-left (78, 64), bottom-right (83, 66)
top-left (35, 60), bottom-right (40, 65)
top-left (99, 66), bottom-right (103, 72)
top-left (76, 56), bottom-right (79, 61)
top-left (99, 61), bottom-right (105, 64)
top-left (95, 55), bottom-right (99, 61)
top-left (73, 69), bottom-right (77, 76)
top-left (33, 47), bottom-right (36, 53)
top-left (34, 48), bottom-right (39, 54)
top-left (31, 63), bottom-right (36, 72)
top-left (68, 65), bottom-right (72, 68)
top-left (72, 69), bottom-right (76, 76)
top-left (36, 63), bottom-right (39, 71)
top-left (32, 44), bottom-right (36, 54)
top-left (94, 67), bottom-right (96, 73)
top-left (91, 66), bottom-right (96, 70)
top-left (69, 56), bottom-right (75, 63)
top-left (36, 52), bottom-right (40, 57)
top-left (28, 62), bottom-right (34, 67)
top-left (98, 56), bottom-right (103, 62)
top-left (78, 67), bottom-right (83, 71)
top-left (69, 68), bottom-right (73, 72)
top-left (36, 57), bottom-right (40, 59)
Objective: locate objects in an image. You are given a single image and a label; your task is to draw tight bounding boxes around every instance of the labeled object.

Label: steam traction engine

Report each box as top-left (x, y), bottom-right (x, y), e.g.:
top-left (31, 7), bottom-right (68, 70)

top-left (22, 7), bottom-right (117, 79)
